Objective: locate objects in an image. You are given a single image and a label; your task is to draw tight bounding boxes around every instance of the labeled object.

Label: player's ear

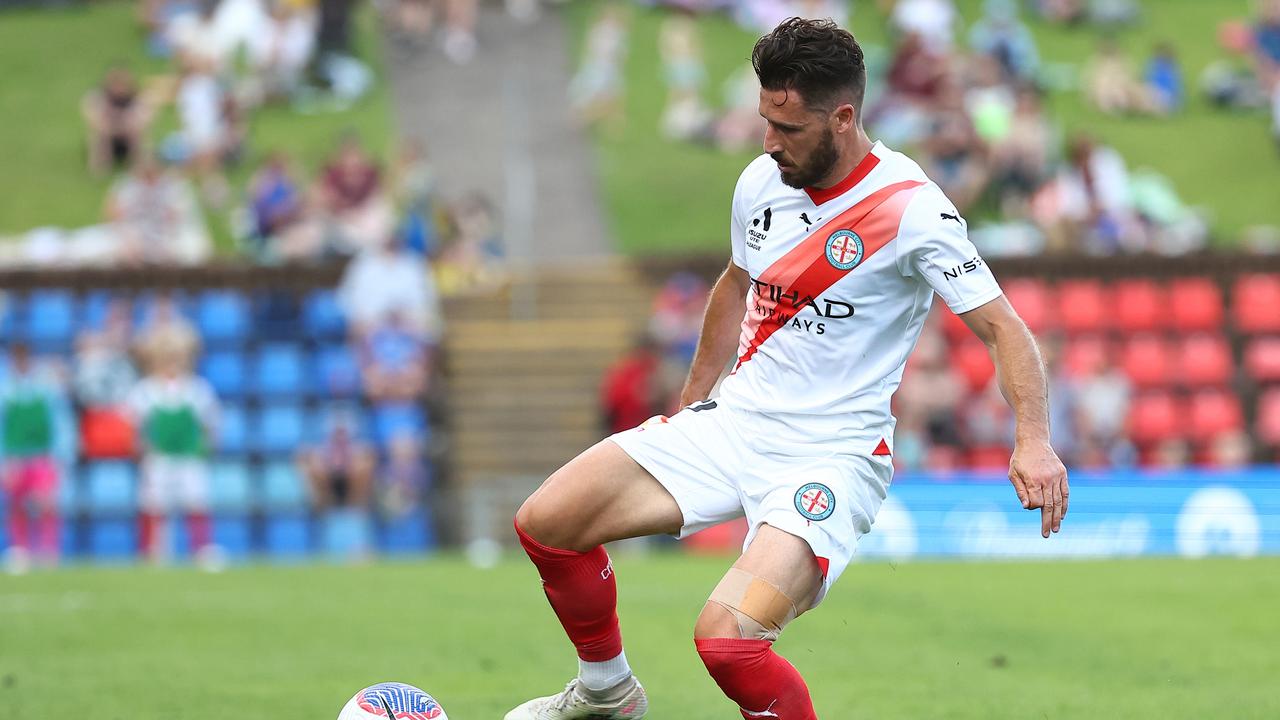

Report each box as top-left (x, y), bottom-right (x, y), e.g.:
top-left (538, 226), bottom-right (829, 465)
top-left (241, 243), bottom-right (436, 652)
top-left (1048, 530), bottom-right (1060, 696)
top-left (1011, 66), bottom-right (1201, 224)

top-left (833, 103), bottom-right (856, 134)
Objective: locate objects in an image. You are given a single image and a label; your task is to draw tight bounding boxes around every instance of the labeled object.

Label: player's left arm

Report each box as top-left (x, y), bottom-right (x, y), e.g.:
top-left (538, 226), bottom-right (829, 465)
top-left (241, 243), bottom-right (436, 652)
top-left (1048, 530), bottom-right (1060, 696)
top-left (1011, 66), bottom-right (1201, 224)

top-left (960, 297), bottom-right (1069, 538)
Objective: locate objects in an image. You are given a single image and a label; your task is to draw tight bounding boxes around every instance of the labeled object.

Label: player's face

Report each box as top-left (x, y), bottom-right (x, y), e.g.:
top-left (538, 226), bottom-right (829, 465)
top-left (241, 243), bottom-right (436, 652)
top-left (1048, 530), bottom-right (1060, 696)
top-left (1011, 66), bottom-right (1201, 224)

top-left (759, 87), bottom-right (841, 189)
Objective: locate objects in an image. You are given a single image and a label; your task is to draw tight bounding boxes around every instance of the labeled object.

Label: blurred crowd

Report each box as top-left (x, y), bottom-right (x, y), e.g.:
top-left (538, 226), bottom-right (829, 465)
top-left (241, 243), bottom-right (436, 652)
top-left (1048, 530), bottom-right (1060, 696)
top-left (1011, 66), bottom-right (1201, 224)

top-left (2, 0), bottom-right (506, 293)
top-left (573, 0), bottom-right (1280, 257)
top-left (0, 281), bottom-right (441, 573)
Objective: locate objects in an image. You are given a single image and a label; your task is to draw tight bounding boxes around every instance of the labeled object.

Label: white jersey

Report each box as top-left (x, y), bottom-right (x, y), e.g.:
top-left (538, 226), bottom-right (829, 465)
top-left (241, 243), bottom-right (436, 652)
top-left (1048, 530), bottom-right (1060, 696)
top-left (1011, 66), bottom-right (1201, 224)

top-left (716, 141), bottom-right (1002, 453)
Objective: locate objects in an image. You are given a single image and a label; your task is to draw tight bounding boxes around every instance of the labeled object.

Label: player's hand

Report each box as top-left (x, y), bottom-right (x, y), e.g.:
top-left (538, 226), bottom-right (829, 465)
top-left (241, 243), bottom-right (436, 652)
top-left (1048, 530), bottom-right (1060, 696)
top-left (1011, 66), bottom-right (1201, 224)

top-left (1007, 442), bottom-right (1069, 538)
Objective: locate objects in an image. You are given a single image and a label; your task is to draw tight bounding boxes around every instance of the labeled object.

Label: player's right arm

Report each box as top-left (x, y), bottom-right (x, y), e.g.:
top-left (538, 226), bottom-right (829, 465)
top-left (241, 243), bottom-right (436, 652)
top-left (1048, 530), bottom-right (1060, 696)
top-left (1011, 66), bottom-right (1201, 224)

top-left (679, 261), bottom-right (750, 408)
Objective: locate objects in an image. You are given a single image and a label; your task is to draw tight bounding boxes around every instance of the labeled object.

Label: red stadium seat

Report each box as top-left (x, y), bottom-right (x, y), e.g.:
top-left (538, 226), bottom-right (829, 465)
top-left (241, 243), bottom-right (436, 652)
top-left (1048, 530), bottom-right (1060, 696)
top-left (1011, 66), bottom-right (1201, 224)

top-left (1257, 389), bottom-right (1280, 445)
top-left (939, 304), bottom-right (971, 342)
top-left (1127, 392), bottom-right (1186, 445)
top-left (1062, 335), bottom-right (1111, 377)
top-left (1112, 279), bottom-right (1166, 332)
top-left (1056, 280), bottom-right (1109, 334)
top-left (1232, 274), bottom-right (1280, 333)
top-left (1002, 279), bottom-right (1054, 334)
top-left (1120, 335), bottom-right (1173, 388)
top-left (1244, 337), bottom-right (1280, 383)
top-left (953, 340), bottom-right (996, 392)
top-left (1175, 334), bottom-right (1235, 387)
top-left (1169, 278), bottom-right (1224, 332)
top-left (1188, 389), bottom-right (1244, 439)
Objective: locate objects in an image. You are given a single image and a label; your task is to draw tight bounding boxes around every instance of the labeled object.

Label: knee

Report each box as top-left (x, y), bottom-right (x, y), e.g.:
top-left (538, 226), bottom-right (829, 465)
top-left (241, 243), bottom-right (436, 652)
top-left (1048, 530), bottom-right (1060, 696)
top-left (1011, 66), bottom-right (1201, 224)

top-left (694, 602), bottom-right (742, 640)
top-left (515, 486), bottom-right (592, 552)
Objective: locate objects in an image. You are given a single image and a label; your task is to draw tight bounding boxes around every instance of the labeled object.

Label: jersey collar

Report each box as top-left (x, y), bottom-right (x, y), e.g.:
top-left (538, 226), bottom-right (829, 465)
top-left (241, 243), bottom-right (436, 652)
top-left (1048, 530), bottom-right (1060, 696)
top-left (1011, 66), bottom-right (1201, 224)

top-left (803, 142), bottom-right (882, 206)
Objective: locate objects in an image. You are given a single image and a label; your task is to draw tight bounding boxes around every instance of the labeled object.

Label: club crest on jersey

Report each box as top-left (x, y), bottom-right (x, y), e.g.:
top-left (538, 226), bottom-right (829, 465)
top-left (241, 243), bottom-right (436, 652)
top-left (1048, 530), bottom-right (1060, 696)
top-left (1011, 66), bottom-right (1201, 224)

top-left (824, 230), bottom-right (864, 270)
top-left (794, 482), bottom-right (835, 521)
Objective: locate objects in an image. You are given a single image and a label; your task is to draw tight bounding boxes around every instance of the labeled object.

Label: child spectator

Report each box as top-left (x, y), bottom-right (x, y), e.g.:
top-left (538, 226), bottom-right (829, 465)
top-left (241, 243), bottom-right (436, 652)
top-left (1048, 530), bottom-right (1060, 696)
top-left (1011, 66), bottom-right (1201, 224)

top-left (1, 344), bottom-right (74, 574)
top-left (126, 337), bottom-right (221, 568)
top-left (74, 299), bottom-right (140, 460)
top-left (81, 67), bottom-right (155, 175)
top-left (600, 336), bottom-right (666, 435)
top-left (1144, 43), bottom-right (1184, 114)
top-left (570, 3), bottom-right (629, 128)
top-left (1086, 38), bottom-right (1158, 115)
top-left (659, 12), bottom-right (712, 141)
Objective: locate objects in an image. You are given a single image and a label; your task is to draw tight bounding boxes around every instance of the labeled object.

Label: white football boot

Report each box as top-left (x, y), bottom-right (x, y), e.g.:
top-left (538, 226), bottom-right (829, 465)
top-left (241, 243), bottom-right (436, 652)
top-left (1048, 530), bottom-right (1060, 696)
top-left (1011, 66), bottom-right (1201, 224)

top-left (504, 677), bottom-right (648, 720)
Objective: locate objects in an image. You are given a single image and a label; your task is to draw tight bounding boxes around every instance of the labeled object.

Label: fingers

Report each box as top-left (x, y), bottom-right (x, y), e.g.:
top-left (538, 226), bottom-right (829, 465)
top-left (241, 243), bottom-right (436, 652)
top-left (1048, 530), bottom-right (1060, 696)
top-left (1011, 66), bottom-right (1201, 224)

top-left (1025, 479), bottom-right (1045, 512)
top-left (1040, 493), bottom-right (1052, 538)
top-left (1008, 471), bottom-right (1030, 509)
top-left (1057, 473), bottom-right (1070, 529)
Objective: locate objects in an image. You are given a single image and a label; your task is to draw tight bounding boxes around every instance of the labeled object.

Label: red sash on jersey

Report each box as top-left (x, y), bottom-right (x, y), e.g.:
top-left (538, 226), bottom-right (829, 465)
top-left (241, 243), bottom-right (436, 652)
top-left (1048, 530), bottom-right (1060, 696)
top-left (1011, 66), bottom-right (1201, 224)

top-left (735, 179), bottom-right (926, 370)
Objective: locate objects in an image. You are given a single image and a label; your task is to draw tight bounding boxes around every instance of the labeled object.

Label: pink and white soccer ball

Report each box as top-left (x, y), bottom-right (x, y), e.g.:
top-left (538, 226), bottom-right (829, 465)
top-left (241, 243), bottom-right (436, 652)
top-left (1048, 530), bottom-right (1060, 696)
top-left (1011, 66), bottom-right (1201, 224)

top-left (337, 682), bottom-right (449, 720)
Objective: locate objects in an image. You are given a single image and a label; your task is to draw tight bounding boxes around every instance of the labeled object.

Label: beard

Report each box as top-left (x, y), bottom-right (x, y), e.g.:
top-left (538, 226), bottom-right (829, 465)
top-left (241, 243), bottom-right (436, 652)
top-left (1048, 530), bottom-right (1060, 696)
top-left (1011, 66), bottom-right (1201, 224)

top-left (776, 127), bottom-right (840, 189)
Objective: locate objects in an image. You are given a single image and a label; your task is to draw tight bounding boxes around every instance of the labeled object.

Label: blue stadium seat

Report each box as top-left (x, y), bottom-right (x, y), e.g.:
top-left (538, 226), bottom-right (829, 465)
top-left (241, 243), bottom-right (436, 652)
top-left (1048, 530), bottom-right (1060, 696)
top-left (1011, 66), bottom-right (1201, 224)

top-left (261, 461), bottom-right (309, 509)
top-left (21, 290), bottom-right (75, 349)
top-left (0, 293), bottom-right (12, 342)
top-left (253, 404), bottom-right (306, 455)
top-left (79, 291), bottom-right (114, 331)
top-left (373, 403), bottom-right (429, 445)
top-left (132, 291), bottom-right (195, 329)
top-left (83, 462), bottom-right (137, 513)
top-left (216, 404), bottom-right (249, 455)
top-left (315, 345), bottom-right (361, 397)
top-left (210, 461), bottom-right (254, 513)
top-left (321, 508), bottom-right (373, 557)
top-left (380, 509), bottom-right (435, 554)
top-left (59, 466), bottom-right (78, 513)
top-left (265, 514), bottom-right (310, 558)
top-left (0, 353), bottom-right (8, 385)
top-left (253, 344), bottom-right (306, 397)
top-left (303, 290), bottom-right (347, 339)
top-left (200, 350), bottom-right (247, 397)
top-left (213, 517), bottom-right (252, 557)
top-left (88, 518), bottom-right (136, 560)
top-left (195, 290), bottom-right (251, 346)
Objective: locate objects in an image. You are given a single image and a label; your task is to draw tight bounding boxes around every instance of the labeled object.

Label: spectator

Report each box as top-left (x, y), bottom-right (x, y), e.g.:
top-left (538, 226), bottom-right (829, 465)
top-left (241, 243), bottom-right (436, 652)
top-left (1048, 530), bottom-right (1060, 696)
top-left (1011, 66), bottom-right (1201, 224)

top-left (600, 336), bottom-right (666, 435)
top-left (1085, 38), bottom-right (1158, 115)
top-left (315, 133), bottom-right (396, 255)
top-left (168, 0), bottom-right (231, 73)
top-left (1034, 134), bottom-right (1141, 253)
top-left (247, 0), bottom-right (317, 103)
top-left (378, 433), bottom-right (429, 518)
top-left (990, 85), bottom-right (1055, 203)
top-left (391, 138), bottom-right (439, 257)
top-left (1145, 42), bottom-right (1184, 114)
top-left (74, 299), bottom-right (140, 460)
top-left (105, 155), bottom-right (210, 265)
top-left (126, 336), bottom-right (221, 567)
top-left (659, 12), bottom-right (712, 141)
top-left (244, 152), bottom-right (322, 262)
top-left (135, 293), bottom-right (200, 365)
top-left (81, 66), bottom-right (155, 175)
top-left (649, 272), bottom-right (708, 364)
top-left (172, 56), bottom-right (237, 204)
top-left (920, 81), bottom-right (991, 212)
top-left (298, 406), bottom-right (376, 510)
top-left (1, 344), bottom-right (74, 573)
top-left (1072, 352), bottom-right (1133, 466)
top-left (969, 0), bottom-right (1040, 82)
top-left (358, 309), bottom-right (433, 404)
top-left (891, 0), bottom-right (957, 53)
top-left (436, 193), bottom-right (505, 294)
top-left (338, 233), bottom-right (442, 338)
top-left (570, 3), bottom-right (629, 128)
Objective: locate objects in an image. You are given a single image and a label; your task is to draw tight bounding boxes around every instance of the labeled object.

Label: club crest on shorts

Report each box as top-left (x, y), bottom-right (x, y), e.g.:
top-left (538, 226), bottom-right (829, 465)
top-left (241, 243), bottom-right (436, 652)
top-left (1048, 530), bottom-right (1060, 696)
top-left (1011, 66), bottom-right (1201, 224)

top-left (794, 482), bottom-right (835, 521)
top-left (824, 229), bottom-right (864, 270)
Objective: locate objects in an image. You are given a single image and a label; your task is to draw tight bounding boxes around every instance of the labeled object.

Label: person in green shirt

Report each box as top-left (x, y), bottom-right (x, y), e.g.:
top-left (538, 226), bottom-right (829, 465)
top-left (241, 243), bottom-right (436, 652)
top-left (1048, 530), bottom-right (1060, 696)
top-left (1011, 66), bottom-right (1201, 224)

top-left (2, 343), bottom-right (74, 574)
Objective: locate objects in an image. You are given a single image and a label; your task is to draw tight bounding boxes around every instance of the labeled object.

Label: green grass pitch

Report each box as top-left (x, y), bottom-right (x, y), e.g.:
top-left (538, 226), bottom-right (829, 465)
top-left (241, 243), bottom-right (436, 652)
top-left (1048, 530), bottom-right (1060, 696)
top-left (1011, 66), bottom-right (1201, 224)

top-left (2, 554), bottom-right (1278, 718)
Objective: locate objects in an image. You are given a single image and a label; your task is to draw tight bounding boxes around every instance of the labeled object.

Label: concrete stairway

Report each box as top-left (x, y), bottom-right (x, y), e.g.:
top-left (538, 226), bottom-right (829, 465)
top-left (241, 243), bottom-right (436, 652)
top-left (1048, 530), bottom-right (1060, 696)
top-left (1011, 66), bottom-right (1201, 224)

top-left (440, 260), bottom-right (656, 542)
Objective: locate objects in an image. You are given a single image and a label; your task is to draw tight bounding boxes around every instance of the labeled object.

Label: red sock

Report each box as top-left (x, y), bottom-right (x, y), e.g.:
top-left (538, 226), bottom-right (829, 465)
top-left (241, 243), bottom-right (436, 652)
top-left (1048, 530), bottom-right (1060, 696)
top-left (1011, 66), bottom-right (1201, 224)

top-left (8, 503), bottom-right (29, 551)
top-left (695, 637), bottom-right (817, 720)
top-left (515, 521), bottom-right (623, 662)
top-left (139, 513), bottom-right (162, 557)
top-left (187, 512), bottom-right (212, 552)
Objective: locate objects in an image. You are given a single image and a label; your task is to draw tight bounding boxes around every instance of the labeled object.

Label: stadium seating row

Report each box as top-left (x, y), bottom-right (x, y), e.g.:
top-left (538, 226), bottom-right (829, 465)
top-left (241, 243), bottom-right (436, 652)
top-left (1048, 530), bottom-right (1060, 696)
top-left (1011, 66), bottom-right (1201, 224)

top-left (941, 275), bottom-right (1280, 338)
top-left (199, 343), bottom-right (362, 397)
top-left (0, 289), bottom-right (348, 348)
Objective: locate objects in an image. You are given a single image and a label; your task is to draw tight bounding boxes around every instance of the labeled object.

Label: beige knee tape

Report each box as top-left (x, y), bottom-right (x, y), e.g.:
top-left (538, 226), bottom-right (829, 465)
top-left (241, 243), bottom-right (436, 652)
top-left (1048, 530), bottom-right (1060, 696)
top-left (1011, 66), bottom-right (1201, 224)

top-left (708, 568), bottom-right (800, 642)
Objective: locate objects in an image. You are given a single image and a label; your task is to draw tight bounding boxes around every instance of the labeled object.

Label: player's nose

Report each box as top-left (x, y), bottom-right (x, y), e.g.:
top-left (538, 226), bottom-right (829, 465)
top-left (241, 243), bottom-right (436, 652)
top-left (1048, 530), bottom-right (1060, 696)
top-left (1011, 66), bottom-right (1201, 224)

top-left (762, 126), bottom-right (783, 156)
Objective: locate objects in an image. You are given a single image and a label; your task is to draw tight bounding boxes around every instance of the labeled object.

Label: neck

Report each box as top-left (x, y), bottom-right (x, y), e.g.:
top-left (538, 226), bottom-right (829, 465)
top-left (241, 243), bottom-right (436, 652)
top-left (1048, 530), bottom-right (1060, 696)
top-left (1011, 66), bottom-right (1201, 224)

top-left (810, 128), bottom-right (874, 190)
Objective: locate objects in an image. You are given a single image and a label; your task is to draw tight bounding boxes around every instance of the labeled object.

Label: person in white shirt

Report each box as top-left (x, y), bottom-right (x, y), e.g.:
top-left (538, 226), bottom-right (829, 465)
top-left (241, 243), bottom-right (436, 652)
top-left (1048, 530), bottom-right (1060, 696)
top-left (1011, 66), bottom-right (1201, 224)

top-left (506, 19), bottom-right (1068, 720)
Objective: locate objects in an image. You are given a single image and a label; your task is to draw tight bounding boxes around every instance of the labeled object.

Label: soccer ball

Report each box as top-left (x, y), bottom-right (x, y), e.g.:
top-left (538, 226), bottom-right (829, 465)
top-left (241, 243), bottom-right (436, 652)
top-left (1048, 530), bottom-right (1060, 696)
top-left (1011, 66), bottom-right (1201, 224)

top-left (337, 682), bottom-right (449, 720)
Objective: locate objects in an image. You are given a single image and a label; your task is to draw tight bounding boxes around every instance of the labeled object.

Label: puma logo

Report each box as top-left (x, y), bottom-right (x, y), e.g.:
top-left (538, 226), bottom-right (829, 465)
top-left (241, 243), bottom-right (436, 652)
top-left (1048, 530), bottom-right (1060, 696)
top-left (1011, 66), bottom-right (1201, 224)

top-left (941, 212), bottom-right (962, 225)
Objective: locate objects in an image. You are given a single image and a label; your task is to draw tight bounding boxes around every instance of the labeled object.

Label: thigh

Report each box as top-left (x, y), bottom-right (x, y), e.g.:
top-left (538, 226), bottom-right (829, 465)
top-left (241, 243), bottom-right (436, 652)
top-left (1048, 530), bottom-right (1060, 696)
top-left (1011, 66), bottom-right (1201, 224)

top-left (517, 439), bottom-right (684, 551)
top-left (178, 460), bottom-right (210, 511)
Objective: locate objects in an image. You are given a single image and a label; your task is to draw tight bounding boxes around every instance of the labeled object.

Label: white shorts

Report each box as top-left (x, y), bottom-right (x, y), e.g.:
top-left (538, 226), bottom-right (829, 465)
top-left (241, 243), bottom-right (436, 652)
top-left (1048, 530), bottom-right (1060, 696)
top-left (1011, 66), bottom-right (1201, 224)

top-left (140, 455), bottom-right (210, 513)
top-left (610, 401), bottom-right (894, 604)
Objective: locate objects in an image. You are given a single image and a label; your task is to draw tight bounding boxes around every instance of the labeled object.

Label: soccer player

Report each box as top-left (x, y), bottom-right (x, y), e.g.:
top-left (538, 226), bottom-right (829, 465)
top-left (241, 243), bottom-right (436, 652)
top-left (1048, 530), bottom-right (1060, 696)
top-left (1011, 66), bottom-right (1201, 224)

top-left (506, 18), bottom-right (1069, 720)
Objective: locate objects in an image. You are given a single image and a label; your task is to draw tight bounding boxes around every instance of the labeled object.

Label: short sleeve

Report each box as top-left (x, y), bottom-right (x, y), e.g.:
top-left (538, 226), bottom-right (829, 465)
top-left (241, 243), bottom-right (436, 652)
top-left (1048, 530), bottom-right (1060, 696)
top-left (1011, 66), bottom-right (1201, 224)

top-left (730, 172), bottom-right (748, 270)
top-left (895, 187), bottom-right (1002, 314)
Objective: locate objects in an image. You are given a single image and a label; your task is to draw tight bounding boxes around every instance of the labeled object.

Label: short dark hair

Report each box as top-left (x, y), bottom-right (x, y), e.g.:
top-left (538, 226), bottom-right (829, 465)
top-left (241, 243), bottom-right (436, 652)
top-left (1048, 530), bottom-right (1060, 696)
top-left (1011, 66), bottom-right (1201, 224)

top-left (752, 17), bottom-right (866, 115)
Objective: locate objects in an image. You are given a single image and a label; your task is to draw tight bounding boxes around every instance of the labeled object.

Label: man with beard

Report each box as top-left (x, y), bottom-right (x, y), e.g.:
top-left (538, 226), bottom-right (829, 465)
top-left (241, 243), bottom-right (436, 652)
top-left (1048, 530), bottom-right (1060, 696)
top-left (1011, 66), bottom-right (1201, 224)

top-left (505, 18), bottom-right (1069, 720)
